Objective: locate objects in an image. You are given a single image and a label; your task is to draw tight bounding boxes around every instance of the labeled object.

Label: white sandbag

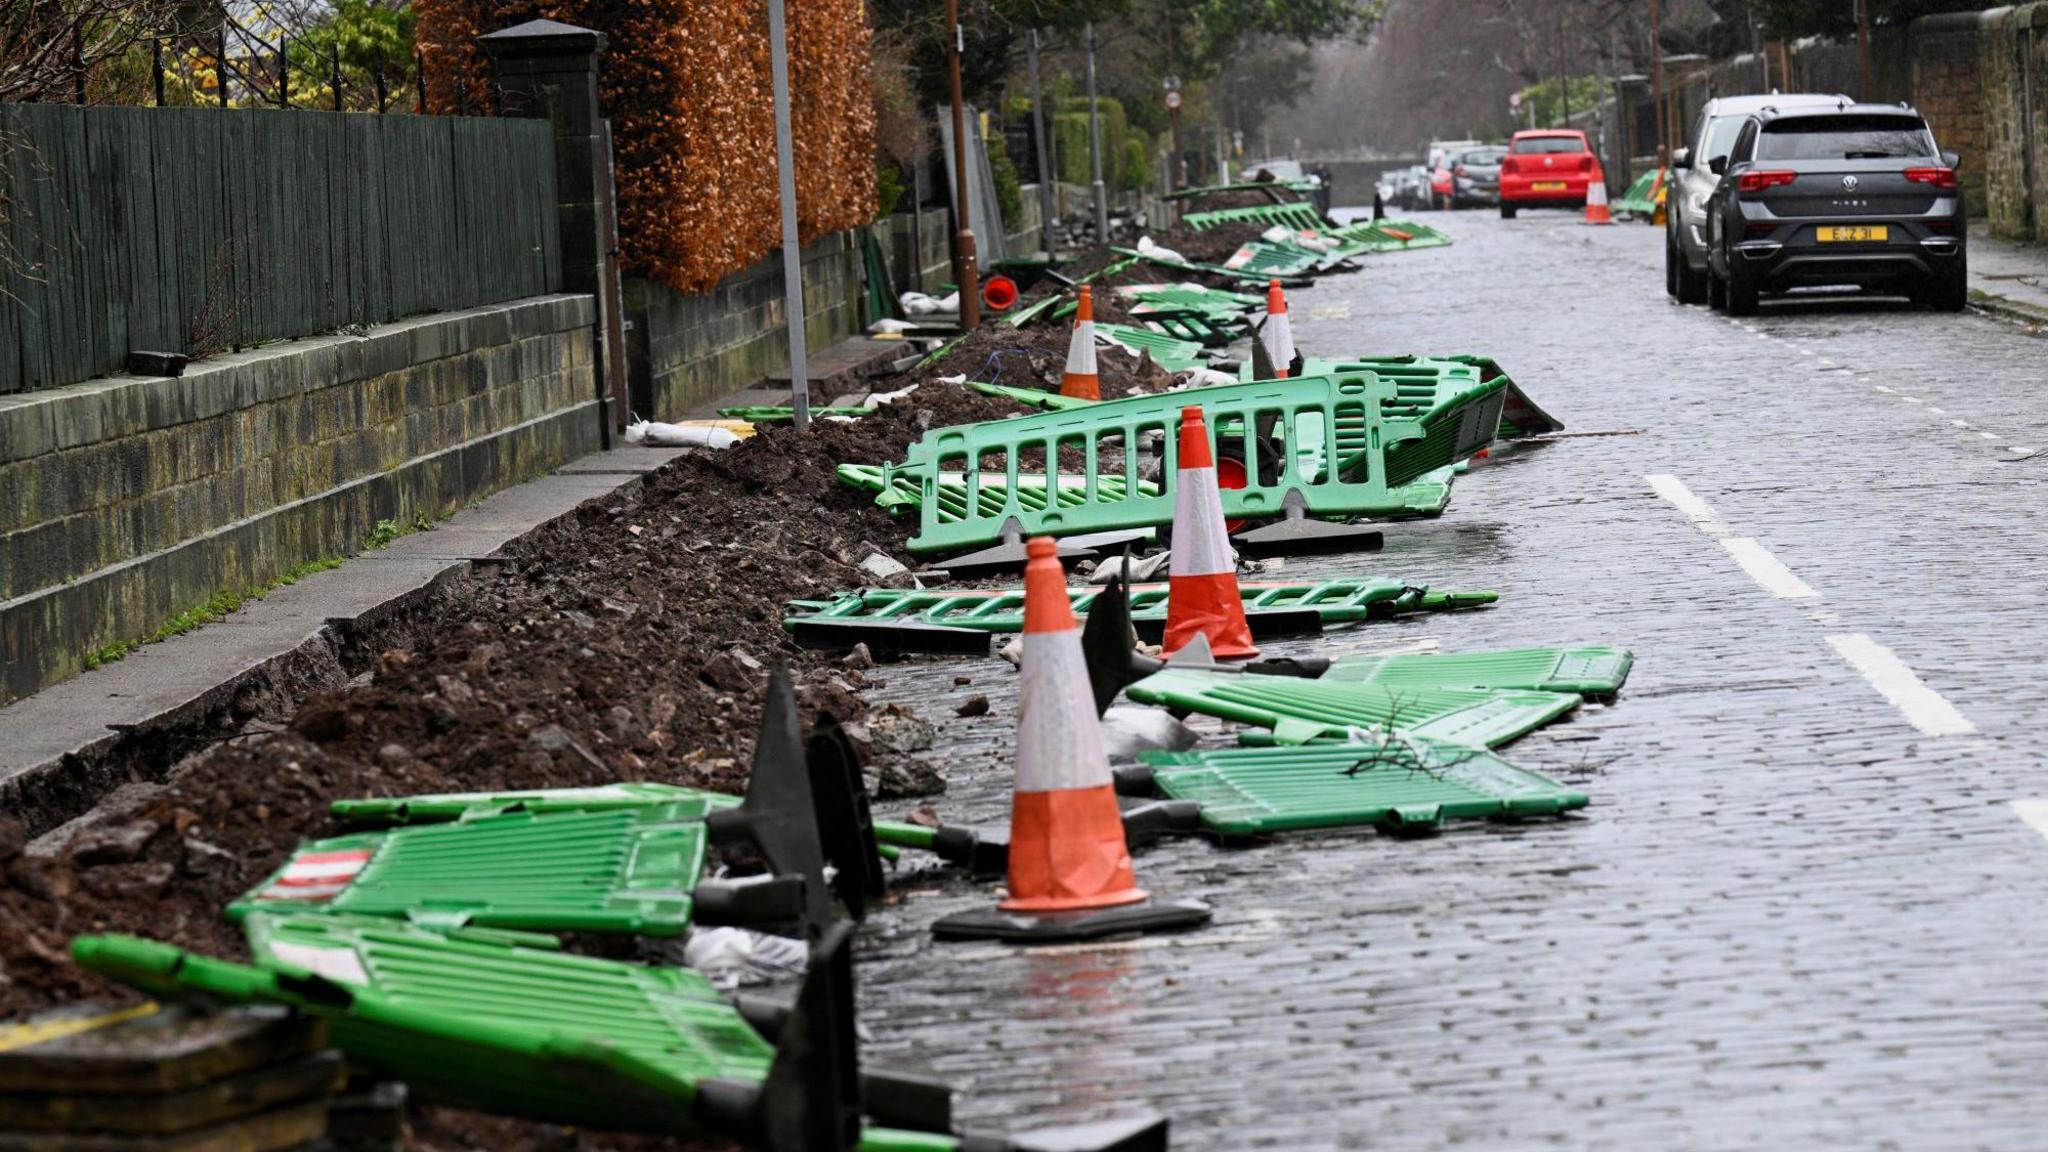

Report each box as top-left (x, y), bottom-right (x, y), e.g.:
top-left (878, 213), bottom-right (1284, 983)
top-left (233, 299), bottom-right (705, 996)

top-left (624, 420), bottom-right (740, 449)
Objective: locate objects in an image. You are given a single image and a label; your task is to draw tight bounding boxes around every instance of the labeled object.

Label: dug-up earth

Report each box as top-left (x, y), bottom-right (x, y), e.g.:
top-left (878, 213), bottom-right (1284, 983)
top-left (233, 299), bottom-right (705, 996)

top-left (0, 230), bottom-right (1264, 1152)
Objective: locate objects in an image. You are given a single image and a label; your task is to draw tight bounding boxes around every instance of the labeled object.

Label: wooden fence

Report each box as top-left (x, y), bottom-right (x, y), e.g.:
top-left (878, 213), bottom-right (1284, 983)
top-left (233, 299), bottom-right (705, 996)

top-left (0, 104), bottom-right (560, 395)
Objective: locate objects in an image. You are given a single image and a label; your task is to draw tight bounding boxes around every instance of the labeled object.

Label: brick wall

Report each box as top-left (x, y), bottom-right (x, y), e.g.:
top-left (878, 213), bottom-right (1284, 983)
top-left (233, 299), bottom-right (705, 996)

top-left (0, 295), bottom-right (602, 704)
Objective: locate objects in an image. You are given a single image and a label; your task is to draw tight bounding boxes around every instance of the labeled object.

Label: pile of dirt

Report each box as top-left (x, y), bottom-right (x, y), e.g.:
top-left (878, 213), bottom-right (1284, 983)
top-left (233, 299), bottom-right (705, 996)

top-left (1161, 220), bottom-right (1273, 266)
top-left (1178, 187), bottom-right (1306, 214)
top-left (0, 386), bottom-right (1038, 1024)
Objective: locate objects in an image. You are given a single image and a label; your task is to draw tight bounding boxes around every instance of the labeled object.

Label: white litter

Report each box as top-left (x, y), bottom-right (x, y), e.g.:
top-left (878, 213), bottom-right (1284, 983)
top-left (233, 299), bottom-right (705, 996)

top-left (859, 552), bottom-right (911, 581)
top-left (1135, 235), bottom-right (1187, 264)
top-left (1087, 551), bottom-right (1172, 584)
top-left (863, 382), bottom-right (920, 408)
top-left (900, 291), bottom-right (961, 317)
top-left (623, 420), bottom-right (739, 450)
top-left (683, 926), bottom-right (809, 990)
top-left (869, 317), bottom-right (914, 335)
top-left (1177, 367), bottom-right (1237, 389)
top-left (1100, 705), bottom-right (1200, 757)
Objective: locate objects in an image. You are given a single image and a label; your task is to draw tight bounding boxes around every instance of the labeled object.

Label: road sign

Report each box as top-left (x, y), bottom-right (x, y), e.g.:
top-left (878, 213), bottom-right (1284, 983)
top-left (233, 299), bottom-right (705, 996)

top-left (1166, 90), bottom-right (1182, 110)
top-left (1509, 92), bottom-right (1523, 110)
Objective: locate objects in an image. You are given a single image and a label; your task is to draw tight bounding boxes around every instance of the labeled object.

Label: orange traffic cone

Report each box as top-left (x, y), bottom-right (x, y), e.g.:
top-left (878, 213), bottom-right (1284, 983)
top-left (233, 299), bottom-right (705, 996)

top-left (1060, 286), bottom-right (1101, 400)
top-left (1163, 406), bottom-right (1259, 662)
top-left (1260, 281), bottom-right (1294, 380)
top-left (932, 537), bottom-right (1211, 943)
top-left (1583, 170), bottom-right (1614, 225)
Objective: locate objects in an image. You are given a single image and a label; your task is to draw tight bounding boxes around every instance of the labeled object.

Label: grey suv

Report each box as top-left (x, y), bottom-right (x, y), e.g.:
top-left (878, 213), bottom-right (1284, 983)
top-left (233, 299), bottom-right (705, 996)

top-left (1702, 103), bottom-right (1966, 315)
top-left (1667, 93), bottom-right (1847, 305)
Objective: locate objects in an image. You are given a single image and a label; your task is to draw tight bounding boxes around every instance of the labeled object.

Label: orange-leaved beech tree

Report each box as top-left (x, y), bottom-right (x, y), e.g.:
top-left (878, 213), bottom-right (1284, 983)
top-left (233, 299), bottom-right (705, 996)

top-left (416, 0), bottom-right (876, 294)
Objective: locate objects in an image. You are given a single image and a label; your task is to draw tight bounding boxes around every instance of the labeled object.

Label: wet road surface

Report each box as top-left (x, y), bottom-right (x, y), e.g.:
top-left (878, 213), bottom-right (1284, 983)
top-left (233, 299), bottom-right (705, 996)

top-left (854, 208), bottom-right (2048, 1151)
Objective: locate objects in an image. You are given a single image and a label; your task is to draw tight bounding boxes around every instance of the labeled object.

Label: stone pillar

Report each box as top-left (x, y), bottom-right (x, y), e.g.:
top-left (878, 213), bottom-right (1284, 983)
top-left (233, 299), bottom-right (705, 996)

top-left (480, 19), bottom-right (626, 439)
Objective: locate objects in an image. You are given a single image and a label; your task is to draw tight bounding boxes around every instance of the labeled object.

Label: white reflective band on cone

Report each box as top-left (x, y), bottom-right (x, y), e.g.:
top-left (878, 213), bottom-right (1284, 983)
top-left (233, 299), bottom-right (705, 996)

top-left (1016, 631), bottom-right (1114, 794)
top-left (1171, 465), bottom-right (1234, 577)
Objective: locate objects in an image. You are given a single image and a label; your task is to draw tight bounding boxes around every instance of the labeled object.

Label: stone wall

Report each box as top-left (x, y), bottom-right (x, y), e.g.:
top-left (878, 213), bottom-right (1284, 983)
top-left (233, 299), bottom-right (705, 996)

top-left (1913, 14), bottom-right (1991, 215)
top-left (1979, 5), bottom-right (2048, 240)
top-left (622, 233), bottom-right (864, 419)
top-left (0, 295), bottom-right (601, 704)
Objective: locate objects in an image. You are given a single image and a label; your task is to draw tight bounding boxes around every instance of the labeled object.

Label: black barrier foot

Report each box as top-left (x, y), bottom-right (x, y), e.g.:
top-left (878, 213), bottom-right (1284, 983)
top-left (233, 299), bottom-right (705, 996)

top-left (931, 899), bottom-right (1212, 944)
top-left (959, 1114), bottom-right (1171, 1152)
top-left (1119, 800), bottom-right (1203, 847)
top-left (1079, 575), bottom-right (1164, 715)
top-left (706, 665), bottom-right (834, 938)
top-left (806, 716), bottom-right (887, 918)
top-left (1240, 655), bottom-right (1331, 678)
top-left (940, 520), bottom-right (1096, 579)
top-left (786, 617), bottom-right (992, 660)
top-left (1231, 492), bottom-right (1385, 558)
top-left (932, 824), bottom-right (1010, 878)
top-left (727, 994), bottom-right (954, 1133)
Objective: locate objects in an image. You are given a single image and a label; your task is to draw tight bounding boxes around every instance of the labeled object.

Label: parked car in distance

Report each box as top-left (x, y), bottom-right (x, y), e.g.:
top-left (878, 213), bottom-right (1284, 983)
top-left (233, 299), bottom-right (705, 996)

top-left (1452, 146), bottom-right (1508, 208)
top-left (1703, 103), bottom-right (1966, 315)
top-left (1666, 92), bottom-right (1849, 304)
top-left (1425, 139), bottom-right (1481, 210)
top-left (1498, 130), bottom-right (1596, 217)
top-left (1385, 165), bottom-right (1432, 211)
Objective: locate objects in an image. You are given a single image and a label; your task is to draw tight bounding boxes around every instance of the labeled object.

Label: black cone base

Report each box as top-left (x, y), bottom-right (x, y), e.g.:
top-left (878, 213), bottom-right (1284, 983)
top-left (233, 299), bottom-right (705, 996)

top-left (932, 897), bottom-right (1212, 943)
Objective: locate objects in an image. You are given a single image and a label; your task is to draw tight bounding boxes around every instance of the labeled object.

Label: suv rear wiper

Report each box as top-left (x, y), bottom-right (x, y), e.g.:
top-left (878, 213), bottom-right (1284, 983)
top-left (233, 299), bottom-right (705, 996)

top-left (1843, 151), bottom-right (1895, 159)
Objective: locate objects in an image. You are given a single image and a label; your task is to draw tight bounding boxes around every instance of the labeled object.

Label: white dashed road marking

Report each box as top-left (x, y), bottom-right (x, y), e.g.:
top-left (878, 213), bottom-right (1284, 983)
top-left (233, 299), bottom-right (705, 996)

top-left (2012, 800), bottom-right (2048, 844)
top-left (1826, 634), bottom-right (1977, 737)
top-left (1720, 537), bottom-right (1820, 599)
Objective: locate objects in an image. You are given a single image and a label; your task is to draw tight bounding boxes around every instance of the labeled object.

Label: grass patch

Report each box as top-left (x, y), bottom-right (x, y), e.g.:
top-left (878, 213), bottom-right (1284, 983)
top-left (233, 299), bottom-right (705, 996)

top-left (81, 556), bottom-right (347, 672)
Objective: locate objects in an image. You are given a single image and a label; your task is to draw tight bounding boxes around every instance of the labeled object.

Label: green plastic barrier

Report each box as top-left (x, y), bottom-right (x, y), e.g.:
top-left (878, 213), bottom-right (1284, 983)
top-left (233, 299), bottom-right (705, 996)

top-left (784, 578), bottom-right (1489, 636)
top-left (1324, 645), bottom-right (1634, 697)
top-left (1164, 179), bottom-right (1318, 202)
top-left (1292, 354), bottom-right (1560, 440)
top-left (720, 406), bottom-right (870, 423)
top-left (1130, 740), bottom-right (1589, 835)
top-left (1614, 168), bottom-right (1664, 218)
top-left (836, 462), bottom-right (1160, 516)
top-left (1216, 241), bottom-right (1325, 278)
top-left (1183, 202), bottom-right (1331, 233)
top-left (1122, 667), bottom-right (1581, 747)
top-left (229, 805), bottom-right (713, 936)
top-left (1112, 246), bottom-right (1303, 285)
top-left (877, 371), bottom-right (1505, 555)
top-left (1325, 218), bottom-right (1452, 252)
top-left (1092, 323), bottom-right (1206, 372)
top-left (73, 918), bottom-right (975, 1151)
top-left (1117, 283), bottom-right (1263, 314)
top-left (333, 783), bottom-right (737, 826)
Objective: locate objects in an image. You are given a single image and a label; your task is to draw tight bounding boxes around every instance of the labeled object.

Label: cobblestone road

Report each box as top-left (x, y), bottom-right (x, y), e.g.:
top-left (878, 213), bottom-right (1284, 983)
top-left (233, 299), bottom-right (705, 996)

top-left (855, 210), bottom-right (2048, 1150)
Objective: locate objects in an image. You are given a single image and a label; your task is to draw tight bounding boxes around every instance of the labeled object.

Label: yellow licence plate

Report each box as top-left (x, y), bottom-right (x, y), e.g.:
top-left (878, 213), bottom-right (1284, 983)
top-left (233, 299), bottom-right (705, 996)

top-left (1531, 181), bottom-right (1567, 192)
top-left (1817, 225), bottom-right (1889, 243)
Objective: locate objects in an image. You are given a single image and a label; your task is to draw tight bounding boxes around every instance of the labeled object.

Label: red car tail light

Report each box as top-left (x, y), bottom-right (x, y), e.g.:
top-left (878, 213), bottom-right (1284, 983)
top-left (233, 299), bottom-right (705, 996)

top-left (1578, 155), bottom-right (1591, 172)
top-left (1736, 169), bottom-right (1799, 194)
top-left (1455, 164), bottom-right (1466, 177)
top-left (1904, 167), bottom-right (1959, 190)
top-left (1500, 157), bottom-right (1518, 176)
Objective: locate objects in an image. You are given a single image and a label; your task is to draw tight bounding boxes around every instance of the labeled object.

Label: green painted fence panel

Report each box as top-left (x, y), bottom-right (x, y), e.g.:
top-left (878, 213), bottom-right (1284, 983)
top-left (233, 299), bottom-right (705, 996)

top-left (228, 805), bottom-right (712, 936)
top-left (1123, 667), bottom-right (1581, 747)
top-left (1133, 740), bottom-right (1589, 835)
top-left (1323, 646), bottom-right (1634, 697)
top-left (0, 106), bottom-right (559, 396)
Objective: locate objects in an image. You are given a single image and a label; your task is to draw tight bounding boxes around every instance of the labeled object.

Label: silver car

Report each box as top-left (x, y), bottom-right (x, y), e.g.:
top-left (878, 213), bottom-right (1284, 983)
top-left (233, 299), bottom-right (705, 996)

top-left (1666, 92), bottom-right (1849, 305)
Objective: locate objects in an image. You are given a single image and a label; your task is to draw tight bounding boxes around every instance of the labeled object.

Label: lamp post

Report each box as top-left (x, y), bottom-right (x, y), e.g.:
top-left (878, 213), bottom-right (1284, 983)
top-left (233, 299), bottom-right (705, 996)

top-left (947, 0), bottom-right (980, 329)
top-left (1086, 21), bottom-right (1108, 243)
top-left (1649, 0), bottom-right (1666, 165)
top-left (768, 0), bottom-right (811, 428)
top-left (1028, 29), bottom-right (1057, 258)
top-left (1855, 0), bottom-right (1871, 101)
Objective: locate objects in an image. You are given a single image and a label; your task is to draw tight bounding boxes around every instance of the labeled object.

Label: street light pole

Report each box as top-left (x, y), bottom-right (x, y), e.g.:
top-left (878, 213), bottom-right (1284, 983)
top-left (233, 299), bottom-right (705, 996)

top-left (1649, 0), bottom-right (1667, 165)
top-left (946, 0), bottom-right (980, 329)
top-left (1028, 29), bottom-right (1057, 258)
top-left (767, 0), bottom-right (811, 429)
top-left (1855, 0), bottom-right (1871, 101)
top-left (1086, 21), bottom-right (1108, 243)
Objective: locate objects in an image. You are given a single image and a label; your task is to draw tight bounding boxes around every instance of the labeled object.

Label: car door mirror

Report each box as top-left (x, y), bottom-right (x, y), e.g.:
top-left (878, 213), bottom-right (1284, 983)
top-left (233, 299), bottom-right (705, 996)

top-left (1940, 150), bottom-right (1960, 169)
top-left (1708, 156), bottom-right (1728, 177)
top-left (1671, 147), bottom-right (1692, 170)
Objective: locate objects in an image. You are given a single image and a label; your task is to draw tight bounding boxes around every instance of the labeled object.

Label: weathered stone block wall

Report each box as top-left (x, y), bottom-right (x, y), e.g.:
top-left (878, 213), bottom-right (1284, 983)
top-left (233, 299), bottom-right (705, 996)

top-left (1913, 14), bottom-right (1990, 215)
top-left (623, 232), bottom-right (863, 419)
top-left (0, 294), bottom-right (601, 704)
top-left (1978, 5), bottom-right (2048, 240)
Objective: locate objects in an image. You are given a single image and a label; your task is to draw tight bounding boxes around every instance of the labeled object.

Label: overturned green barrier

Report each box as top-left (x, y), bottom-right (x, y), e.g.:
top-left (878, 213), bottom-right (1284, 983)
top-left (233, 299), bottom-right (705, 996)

top-left (1112, 246), bottom-right (1310, 285)
top-left (1092, 323), bottom-right (1207, 373)
top-left (837, 462), bottom-right (1161, 516)
top-left (1218, 241), bottom-right (1332, 278)
top-left (962, 380), bottom-right (1097, 411)
top-left (74, 919), bottom-right (1153, 1152)
top-left (333, 782), bottom-right (738, 826)
top-left (720, 406), bottom-right (871, 422)
top-left (785, 578), bottom-right (1497, 639)
top-left (1117, 283), bottom-right (1264, 314)
top-left (229, 805), bottom-right (717, 937)
top-left (1122, 740), bottom-right (1589, 836)
top-left (877, 371), bottom-right (1505, 557)
top-left (1122, 667), bottom-right (1581, 747)
top-left (1614, 169), bottom-right (1663, 218)
top-left (1182, 202), bottom-right (1331, 233)
top-left (1325, 218), bottom-right (1452, 252)
top-left (1325, 645), bottom-right (1633, 698)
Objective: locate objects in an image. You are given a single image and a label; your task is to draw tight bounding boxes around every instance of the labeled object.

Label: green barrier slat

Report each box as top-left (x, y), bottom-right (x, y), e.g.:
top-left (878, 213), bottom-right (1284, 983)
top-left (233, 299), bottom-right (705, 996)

top-left (230, 806), bottom-right (709, 937)
top-left (1498, 380), bottom-right (1565, 437)
top-left (876, 372), bottom-right (1503, 555)
top-left (1136, 739), bottom-right (1589, 835)
top-left (1117, 283), bottom-right (1263, 312)
top-left (1002, 294), bottom-right (1062, 328)
top-left (963, 380), bottom-right (1097, 411)
top-left (1614, 169), bottom-right (1665, 216)
top-left (334, 783), bottom-right (738, 826)
top-left (874, 820), bottom-right (938, 849)
top-left (1123, 668), bottom-right (1581, 748)
top-left (1164, 179), bottom-right (1318, 201)
top-left (1323, 646), bottom-right (1634, 697)
top-left (1110, 247), bottom-right (1300, 284)
top-left (1092, 322), bottom-right (1206, 372)
top-left (72, 916), bottom-right (772, 1137)
top-left (1216, 241), bottom-right (1323, 278)
top-left (719, 406), bottom-right (870, 422)
top-left (1183, 202), bottom-right (1331, 233)
top-left (1325, 218), bottom-right (1453, 252)
top-left (837, 463), bottom-right (1160, 517)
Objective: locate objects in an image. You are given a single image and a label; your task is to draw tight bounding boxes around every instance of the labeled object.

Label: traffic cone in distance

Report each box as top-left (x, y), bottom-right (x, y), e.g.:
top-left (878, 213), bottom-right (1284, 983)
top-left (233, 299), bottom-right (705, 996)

top-left (1583, 170), bottom-right (1614, 225)
top-left (1261, 280), bottom-right (1294, 380)
top-left (1061, 286), bottom-right (1101, 400)
top-left (1163, 406), bottom-right (1260, 662)
top-left (931, 537), bottom-right (1211, 944)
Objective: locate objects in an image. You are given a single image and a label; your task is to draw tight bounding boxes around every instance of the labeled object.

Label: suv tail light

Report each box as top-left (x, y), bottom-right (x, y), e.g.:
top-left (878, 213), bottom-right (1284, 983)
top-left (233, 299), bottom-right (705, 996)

top-left (1903, 167), bottom-right (1959, 191)
top-left (1736, 169), bottom-right (1799, 194)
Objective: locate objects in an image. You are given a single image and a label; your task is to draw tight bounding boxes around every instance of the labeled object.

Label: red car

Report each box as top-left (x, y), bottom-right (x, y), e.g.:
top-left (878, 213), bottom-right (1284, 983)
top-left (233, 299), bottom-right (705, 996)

top-left (1499, 129), bottom-right (1597, 218)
